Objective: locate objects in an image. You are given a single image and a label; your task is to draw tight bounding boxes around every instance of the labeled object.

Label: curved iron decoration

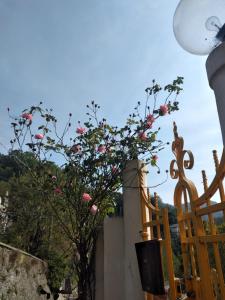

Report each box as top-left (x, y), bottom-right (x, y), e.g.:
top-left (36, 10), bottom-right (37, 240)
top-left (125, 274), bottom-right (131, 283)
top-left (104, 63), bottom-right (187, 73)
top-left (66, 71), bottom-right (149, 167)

top-left (170, 122), bottom-right (199, 212)
top-left (170, 122), bottom-right (225, 207)
top-left (170, 122), bottom-right (194, 181)
top-left (170, 122), bottom-right (225, 300)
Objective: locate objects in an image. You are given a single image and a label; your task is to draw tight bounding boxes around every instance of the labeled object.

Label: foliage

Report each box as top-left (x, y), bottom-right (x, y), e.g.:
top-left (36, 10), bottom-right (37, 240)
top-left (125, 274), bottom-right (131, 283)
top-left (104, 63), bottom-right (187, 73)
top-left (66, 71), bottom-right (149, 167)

top-left (0, 151), bottom-right (37, 181)
top-left (152, 195), bottom-right (178, 225)
top-left (0, 154), bottom-right (69, 298)
top-left (3, 77), bottom-right (183, 299)
top-left (46, 250), bottom-right (68, 295)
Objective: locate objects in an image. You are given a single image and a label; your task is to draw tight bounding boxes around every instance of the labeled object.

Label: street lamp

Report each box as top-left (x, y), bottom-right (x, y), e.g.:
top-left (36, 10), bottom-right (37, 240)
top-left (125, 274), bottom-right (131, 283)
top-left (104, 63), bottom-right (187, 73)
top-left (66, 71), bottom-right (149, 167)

top-left (173, 0), bottom-right (225, 55)
top-left (173, 0), bottom-right (225, 146)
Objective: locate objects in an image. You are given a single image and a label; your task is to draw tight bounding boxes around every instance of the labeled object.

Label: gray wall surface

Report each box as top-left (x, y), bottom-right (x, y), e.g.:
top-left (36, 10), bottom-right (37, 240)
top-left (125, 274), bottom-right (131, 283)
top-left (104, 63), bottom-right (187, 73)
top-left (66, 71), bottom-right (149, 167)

top-left (0, 242), bottom-right (52, 300)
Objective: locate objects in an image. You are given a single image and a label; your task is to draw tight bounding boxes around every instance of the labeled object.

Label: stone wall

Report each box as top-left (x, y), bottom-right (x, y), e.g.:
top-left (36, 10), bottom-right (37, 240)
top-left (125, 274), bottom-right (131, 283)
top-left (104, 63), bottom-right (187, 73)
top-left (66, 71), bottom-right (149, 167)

top-left (0, 242), bottom-right (52, 300)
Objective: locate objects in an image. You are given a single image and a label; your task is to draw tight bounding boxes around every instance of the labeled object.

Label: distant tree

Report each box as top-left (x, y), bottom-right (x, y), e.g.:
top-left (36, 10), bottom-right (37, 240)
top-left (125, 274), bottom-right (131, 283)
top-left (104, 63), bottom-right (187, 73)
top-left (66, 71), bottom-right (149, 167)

top-left (150, 195), bottom-right (178, 225)
top-left (0, 151), bottom-right (38, 181)
top-left (0, 153), bottom-right (70, 297)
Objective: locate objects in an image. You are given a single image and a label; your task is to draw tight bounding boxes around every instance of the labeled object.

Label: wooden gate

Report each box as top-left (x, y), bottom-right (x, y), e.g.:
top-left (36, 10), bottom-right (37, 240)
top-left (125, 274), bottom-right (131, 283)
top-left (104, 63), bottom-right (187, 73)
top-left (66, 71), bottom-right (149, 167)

top-left (169, 122), bottom-right (225, 300)
top-left (139, 122), bottom-right (225, 300)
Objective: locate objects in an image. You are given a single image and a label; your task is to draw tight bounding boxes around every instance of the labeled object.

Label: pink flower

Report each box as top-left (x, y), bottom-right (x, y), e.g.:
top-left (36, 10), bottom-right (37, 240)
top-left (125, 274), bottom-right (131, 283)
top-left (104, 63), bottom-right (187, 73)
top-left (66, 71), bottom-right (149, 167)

top-left (71, 144), bottom-right (82, 154)
top-left (160, 104), bottom-right (168, 116)
top-left (146, 114), bottom-right (155, 129)
top-left (138, 132), bottom-right (147, 141)
top-left (152, 155), bottom-right (158, 161)
top-left (146, 121), bottom-right (153, 129)
top-left (34, 133), bottom-right (44, 139)
top-left (90, 205), bottom-right (98, 215)
top-left (112, 166), bottom-right (118, 174)
top-left (22, 113), bottom-right (33, 121)
top-left (151, 155), bottom-right (158, 166)
top-left (52, 175), bottom-right (57, 181)
top-left (98, 145), bottom-right (106, 153)
top-left (82, 193), bottom-right (92, 202)
top-left (147, 114), bottom-right (155, 123)
top-left (76, 127), bottom-right (86, 134)
top-left (54, 187), bottom-right (62, 194)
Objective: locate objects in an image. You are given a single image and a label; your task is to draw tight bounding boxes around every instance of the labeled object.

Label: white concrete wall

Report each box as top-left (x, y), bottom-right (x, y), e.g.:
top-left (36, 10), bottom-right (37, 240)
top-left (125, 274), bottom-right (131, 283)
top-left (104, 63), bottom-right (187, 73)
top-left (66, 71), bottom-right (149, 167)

top-left (104, 217), bottom-right (125, 300)
top-left (95, 159), bottom-right (147, 300)
top-left (122, 160), bottom-right (146, 300)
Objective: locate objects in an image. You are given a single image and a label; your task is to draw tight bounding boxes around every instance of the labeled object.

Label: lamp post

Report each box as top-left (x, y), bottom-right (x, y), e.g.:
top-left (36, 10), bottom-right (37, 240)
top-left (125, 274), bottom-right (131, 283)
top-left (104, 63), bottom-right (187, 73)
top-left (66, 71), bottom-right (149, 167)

top-left (172, 1), bottom-right (225, 299)
top-left (206, 43), bottom-right (225, 146)
top-left (173, 0), bottom-right (225, 145)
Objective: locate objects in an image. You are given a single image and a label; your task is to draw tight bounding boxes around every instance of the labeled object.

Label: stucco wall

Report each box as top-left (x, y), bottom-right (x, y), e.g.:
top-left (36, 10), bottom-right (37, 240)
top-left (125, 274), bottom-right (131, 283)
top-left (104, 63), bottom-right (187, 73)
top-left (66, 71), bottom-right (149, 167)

top-left (0, 242), bottom-right (52, 300)
top-left (95, 160), bottom-right (147, 300)
top-left (104, 217), bottom-right (125, 300)
top-left (122, 160), bottom-right (146, 300)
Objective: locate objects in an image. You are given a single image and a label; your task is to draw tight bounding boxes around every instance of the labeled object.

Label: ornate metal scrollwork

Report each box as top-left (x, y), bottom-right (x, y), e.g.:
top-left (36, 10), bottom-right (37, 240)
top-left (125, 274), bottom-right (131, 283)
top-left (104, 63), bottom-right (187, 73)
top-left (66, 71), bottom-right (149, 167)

top-left (170, 122), bottom-right (194, 181)
top-left (170, 159), bottom-right (179, 180)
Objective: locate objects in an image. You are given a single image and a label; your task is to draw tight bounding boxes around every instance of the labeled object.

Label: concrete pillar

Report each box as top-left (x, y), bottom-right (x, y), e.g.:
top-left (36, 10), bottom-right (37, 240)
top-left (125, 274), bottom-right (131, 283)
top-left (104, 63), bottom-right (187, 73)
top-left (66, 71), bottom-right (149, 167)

top-left (95, 159), bottom-right (149, 300)
top-left (206, 42), bottom-right (225, 146)
top-left (122, 160), bottom-right (147, 300)
top-left (104, 217), bottom-right (125, 300)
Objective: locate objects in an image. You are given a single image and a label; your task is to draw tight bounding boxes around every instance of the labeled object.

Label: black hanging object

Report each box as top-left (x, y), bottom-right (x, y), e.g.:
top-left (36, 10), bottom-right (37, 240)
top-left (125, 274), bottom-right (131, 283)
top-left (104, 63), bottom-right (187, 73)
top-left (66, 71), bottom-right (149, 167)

top-left (216, 23), bottom-right (225, 42)
top-left (135, 240), bottom-right (165, 295)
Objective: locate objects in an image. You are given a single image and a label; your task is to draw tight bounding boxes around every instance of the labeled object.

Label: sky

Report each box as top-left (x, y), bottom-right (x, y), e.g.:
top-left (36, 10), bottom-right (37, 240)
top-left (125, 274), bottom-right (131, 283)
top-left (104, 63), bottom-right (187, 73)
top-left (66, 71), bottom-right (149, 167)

top-left (0, 0), bottom-right (223, 204)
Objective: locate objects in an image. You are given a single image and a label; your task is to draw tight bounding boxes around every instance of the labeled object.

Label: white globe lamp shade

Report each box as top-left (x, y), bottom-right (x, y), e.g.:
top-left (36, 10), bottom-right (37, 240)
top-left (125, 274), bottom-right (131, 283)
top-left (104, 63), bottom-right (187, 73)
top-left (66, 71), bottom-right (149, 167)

top-left (173, 0), bottom-right (225, 55)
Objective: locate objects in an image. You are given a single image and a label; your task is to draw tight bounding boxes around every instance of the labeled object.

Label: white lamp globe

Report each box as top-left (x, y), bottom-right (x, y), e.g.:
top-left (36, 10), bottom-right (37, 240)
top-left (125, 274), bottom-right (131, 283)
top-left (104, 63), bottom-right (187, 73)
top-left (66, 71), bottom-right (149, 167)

top-left (173, 0), bottom-right (225, 55)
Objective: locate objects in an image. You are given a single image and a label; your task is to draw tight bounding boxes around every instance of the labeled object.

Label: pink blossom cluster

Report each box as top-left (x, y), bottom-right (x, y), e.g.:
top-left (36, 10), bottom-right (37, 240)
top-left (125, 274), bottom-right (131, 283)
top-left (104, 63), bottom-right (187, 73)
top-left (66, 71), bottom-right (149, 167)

top-left (160, 104), bottom-right (168, 115)
top-left (138, 131), bottom-right (147, 141)
top-left (152, 155), bottom-right (158, 162)
top-left (54, 187), bottom-right (62, 194)
top-left (90, 204), bottom-right (98, 215)
top-left (71, 144), bottom-right (82, 154)
top-left (98, 145), bottom-right (106, 153)
top-left (112, 166), bottom-right (118, 174)
top-left (138, 105), bottom-right (169, 142)
top-left (82, 193), bottom-right (92, 202)
top-left (76, 127), bottom-right (86, 134)
top-left (35, 133), bottom-right (44, 140)
top-left (82, 193), bottom-right (98, 215)
top-left (22, 113), bottom-right (33, 121)
top-left (146, 114), bottom-right (155, 129)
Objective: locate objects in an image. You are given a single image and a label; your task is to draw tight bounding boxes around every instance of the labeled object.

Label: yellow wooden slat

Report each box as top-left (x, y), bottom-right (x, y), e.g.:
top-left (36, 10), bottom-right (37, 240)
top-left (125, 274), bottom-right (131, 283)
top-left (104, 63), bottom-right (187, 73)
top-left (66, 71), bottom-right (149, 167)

top-left (196, 202), bottom-right (225, 217)
top-left (181, 237), bottom-right (195, 244)
top-left (143, 219), bottom-right (163, 228)
top-left (199, 233), bottom-right (225, 243)
top-left (162, 208), bottom-right (176, 300)
top-left (177, 212), bottom-right (193, 222)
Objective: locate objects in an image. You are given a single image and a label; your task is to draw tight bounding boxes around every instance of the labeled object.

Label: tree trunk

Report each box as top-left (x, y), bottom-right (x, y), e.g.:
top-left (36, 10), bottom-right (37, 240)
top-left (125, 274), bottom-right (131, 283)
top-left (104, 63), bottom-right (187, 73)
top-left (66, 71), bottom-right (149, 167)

top-left (77, 279), bottom-right (88, 300)
top-left (77, 238), bottom-right (96, 300)
top-left (77, 246), bottom-right (91, 300)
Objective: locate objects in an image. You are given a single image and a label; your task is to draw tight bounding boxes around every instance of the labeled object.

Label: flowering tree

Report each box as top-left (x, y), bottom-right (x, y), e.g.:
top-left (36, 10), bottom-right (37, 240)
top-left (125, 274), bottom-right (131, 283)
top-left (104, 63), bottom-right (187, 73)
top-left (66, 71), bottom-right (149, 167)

top-left (7, 77), bottom-right (183, 300)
